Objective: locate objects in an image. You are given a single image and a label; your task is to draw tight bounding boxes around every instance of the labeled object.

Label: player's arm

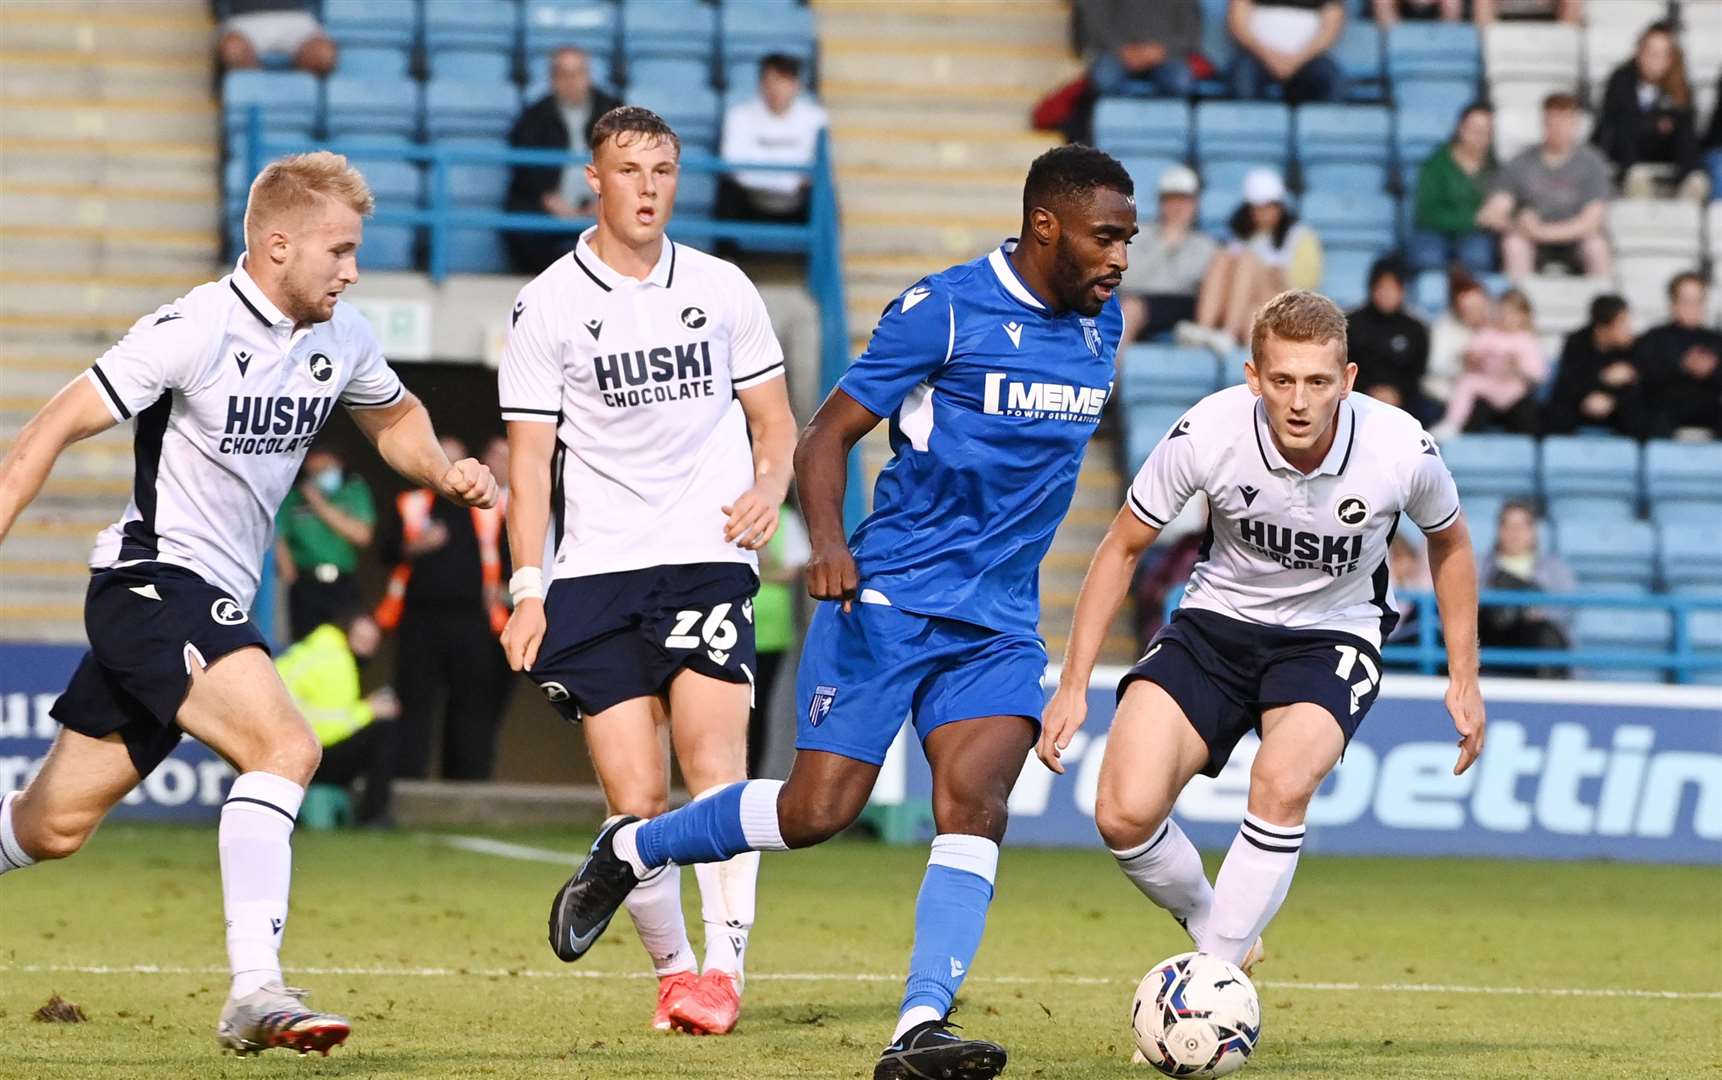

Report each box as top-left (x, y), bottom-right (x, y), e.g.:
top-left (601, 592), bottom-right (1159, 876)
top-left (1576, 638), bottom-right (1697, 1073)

top-left (1407, 442), bottom-right (1484, 775)
top-left (500, 419), bottom-right (556, 671)
top-left (795, 387), bottom-right (884, 610)
top-left (728, 378), bottom-right (796, 550)
top-left (0, 376), bottom-right (117, 544)
top-left (348, 394), bottom-right (496, 509)
top-left (1039, 507), bottom-right (1163, 774)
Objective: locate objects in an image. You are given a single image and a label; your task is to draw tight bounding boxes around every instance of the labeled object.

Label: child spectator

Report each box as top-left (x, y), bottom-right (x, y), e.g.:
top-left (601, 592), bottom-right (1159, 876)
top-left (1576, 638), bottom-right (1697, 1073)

top-left (1423, 273), bottom-right (1491, 408)
top-left (1433, 288), bottom-right (1547, 437)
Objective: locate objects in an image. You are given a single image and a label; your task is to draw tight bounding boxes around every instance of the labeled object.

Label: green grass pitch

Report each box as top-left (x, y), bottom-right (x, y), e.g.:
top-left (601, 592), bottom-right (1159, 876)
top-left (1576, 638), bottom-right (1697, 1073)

top-left (2, 823), bottom-right (1717, 1078)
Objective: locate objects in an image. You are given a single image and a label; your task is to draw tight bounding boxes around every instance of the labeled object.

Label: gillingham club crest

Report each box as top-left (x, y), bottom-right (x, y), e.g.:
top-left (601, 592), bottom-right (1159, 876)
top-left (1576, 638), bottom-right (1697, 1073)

top-left (808, 684), bottom-right (838, 727)
top-left (1080, 318), bottom-right (1102, 356)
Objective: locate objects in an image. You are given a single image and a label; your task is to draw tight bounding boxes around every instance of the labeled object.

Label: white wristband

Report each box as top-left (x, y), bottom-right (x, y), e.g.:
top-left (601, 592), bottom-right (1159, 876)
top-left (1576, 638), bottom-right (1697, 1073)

top-left (509, 566), bottom-right (545, 604)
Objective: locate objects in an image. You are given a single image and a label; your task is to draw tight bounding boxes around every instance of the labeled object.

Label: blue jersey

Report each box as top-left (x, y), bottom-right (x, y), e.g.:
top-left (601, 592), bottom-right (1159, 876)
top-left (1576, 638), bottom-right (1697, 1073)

top-left (837, 240), bottom-right (1122, 636)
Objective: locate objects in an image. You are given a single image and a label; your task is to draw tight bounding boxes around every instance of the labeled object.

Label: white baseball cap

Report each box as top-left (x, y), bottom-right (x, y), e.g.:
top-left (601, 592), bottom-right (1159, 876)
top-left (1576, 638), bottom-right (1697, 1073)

top-left (1242, 167), bottom-right (1286, 206)
top-left (1157, 164), bottom-right (1200, 197)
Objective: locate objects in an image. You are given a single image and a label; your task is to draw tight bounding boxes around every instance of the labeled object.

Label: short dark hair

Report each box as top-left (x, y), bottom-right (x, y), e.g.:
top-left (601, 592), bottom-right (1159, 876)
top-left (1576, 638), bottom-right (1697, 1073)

top-left (589, 105), bottom-right (680, 156)
top-left (1498, 498), bottom-right (1539, 525)
top-left (1367, 255), bottom-right (1407, 291)
top-left (1589, 294), bottom-right (1628, 328)
top-left (758, 52), bottom-right (802, 80)
top-left (1543, 91), bottom-right (1581, 113)
top-left (1668, 270), bottom-right (1705, 299)
top-left (1021, 144), bottom-right (1133, 223)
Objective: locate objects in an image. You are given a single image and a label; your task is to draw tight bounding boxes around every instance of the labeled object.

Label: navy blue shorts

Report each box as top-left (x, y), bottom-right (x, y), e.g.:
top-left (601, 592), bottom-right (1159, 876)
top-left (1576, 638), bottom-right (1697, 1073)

top-left (1117, 609), bottom-right (1383, 777)
top-left (51, 563), bottom-right (270, 776)
top-left (529, 562), bottom-right (759, 722)
top-left (795, 601), bottom-right (1046, 766)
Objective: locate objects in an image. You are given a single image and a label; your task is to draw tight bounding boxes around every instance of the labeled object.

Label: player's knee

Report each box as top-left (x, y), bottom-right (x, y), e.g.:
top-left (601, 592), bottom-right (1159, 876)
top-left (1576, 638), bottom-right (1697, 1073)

top-left (779, 799), bottom-right (859, 848)
top-left (1094, 796), bottom-right (1163, 851)
top-left (219, 32), bottom-right (258, 68)
top-left (22, 813), bottom-right (94, 861)
top-left (1248, 758), bottom-right (1322, 823)
top-left (609, 793), bottom-right (670, 819)
top-left (932, 787), bottom-right (1009, 843)
top-left (269, 731), bottom-right (323, 786)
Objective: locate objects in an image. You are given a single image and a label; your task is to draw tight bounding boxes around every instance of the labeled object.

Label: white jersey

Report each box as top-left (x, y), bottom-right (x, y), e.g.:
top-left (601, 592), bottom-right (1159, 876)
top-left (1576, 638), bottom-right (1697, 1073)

top-left (84, 259), bottom-right (405, 608)
top-left (498, 228), bottom-right (785, 581)
top-left (1128, 385), bottom-right (1461, 648)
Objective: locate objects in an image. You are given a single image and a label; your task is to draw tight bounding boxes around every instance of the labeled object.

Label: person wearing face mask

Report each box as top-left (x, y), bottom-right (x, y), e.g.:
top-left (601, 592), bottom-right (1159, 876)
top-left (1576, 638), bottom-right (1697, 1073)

top-left (275, 446), bottom-right (375, 641)
top-left (278, 610), bottom-right (399, 826)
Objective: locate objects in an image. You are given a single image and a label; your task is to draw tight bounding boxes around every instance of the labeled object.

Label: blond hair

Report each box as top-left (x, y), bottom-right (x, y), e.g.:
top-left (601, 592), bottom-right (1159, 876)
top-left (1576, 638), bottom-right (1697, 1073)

top-left (1249, 289), bottom-right (1348, 366)
top-left (244, 151), bottom-right (374, 248)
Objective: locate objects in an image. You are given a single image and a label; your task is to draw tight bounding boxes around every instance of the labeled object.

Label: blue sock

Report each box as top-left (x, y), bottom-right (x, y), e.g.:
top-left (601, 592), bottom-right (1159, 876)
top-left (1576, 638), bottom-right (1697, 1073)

top-left (899, 834), bottom-right (999, 1025)
top-left (630, 779), bottom-right (786, 870)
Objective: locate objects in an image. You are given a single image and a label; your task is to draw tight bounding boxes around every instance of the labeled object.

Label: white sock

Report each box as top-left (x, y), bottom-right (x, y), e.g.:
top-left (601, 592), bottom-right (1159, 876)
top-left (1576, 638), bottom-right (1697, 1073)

top-left (1110, 817), bottom-right (1213, 943)
top-left (893, 1004), bottom-right (944, 1042)
top-left (220, 772), bottom-right (304, 998)
top-left (1203, 812), bottom-right (1305, 967)
top-left (625, 863), bottom-right (697, 977)
top-left (1, 791), bottom-right (37, 875)
top-left (694, 852), bottom-right (759, 988)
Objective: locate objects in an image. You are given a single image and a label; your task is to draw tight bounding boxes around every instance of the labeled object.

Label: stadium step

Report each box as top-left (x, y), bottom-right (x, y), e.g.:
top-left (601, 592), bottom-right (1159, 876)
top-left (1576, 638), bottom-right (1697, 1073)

top-left (0, 186), bottom-right (217, 234)
top-left (0, 98), bottom-right (217, 146)
top-left (814, 0), bottom-right (1075, 47)
top-left (0, 271), bottom-right (203, 325)
top-left (0, 5), bottom-right (212, 56)
top-left (820, 39), bottom-right (1079, 91)
top-left (0, 142), bottom-right (217, 195)
top-left (831, 126), bottom-right (1059, 174)
top-left (0, 52), bottom-right (212, 99)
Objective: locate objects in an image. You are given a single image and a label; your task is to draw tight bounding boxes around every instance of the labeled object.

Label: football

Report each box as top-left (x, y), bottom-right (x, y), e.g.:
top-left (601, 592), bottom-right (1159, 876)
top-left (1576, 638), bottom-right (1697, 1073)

top-left (1130, 952), bottom-right (1261, 1077)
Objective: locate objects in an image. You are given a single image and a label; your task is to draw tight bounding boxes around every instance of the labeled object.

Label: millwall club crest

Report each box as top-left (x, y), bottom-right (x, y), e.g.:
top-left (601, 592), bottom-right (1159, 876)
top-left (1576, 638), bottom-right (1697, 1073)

top-left (807, 684), bottom-right (838, 728)
top-left (1080, 318), bottom-right (1102, 356)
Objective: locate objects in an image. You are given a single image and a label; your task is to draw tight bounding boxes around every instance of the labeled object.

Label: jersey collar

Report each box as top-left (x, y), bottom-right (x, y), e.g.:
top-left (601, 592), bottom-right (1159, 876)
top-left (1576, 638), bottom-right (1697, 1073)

top-left (1252, 396), bottom-right (1356, 477)
top-left (988, 239), bottom-right (1049, 313)
top-left (571, 226), bottom-right (677, 291)
top-left (229, 256), bottom-right (296, 338)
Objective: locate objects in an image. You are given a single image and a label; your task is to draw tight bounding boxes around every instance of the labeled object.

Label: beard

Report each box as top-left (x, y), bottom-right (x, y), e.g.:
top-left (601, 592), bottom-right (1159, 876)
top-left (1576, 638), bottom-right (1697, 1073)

top-left (1051, 234), bottom-right (1104, 317)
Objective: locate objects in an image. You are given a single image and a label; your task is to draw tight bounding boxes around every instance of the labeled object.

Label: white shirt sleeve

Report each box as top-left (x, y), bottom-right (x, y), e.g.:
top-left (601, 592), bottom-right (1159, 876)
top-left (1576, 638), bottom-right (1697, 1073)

top-left (339, 318), bottom-right (407, 410)
top-left (728, 274), bottom-right (786, 391)
top-left (85, 304), bottom-right (208, 422)
top-left (1126, 417), bottom-right (1203, 529)
top-left (1403, 435), bottom-right (1462, 533)
top-left (498, 286), bottom-right (564, 424)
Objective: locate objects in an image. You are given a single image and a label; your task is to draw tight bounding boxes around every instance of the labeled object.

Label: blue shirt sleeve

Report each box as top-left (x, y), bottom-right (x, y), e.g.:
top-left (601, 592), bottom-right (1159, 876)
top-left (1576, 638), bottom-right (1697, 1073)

top-left (837, 279), bottom-right (953, 419)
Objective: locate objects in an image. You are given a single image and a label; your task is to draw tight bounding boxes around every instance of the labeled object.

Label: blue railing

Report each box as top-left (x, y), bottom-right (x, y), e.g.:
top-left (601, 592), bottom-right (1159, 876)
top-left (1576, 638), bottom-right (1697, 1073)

top-left (240, 106), bottom-right (850, 416)
top-left (1161, 588), bottom-right (1722, 683)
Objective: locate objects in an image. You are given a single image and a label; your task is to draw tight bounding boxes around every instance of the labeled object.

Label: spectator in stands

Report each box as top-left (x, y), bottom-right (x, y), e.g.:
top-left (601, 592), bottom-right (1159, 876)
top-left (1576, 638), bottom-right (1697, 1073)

top-left (1477, 0), bottom-right (1580, 22)
top-left (1385, 531), bottom-right (1431, 649)
top-left (1370, 0), bottom-right (1466, 26)
top-left (1593, 22), bottom-right (1708, 202)
top-left (1347, 257), bottom-right (1431, 415)
top-left (1410, 103), bottom-right (1497, 275)
top-left (1479, 500), bottom-right (1575, 679)
top-left (1185, 167), bottom-right (1321, 349)
top-left (1704, 71), bottom-right (1722, 199)
top-left (1433, 288), bottom-right (1547, 437)
top-left (1226, 0), bottom-right (1347, 105)
top-left (504, 47), bottom-right (623, 275)
top-left (1079, 0), bottom-right (1200, 99)
top-left (1423, 273), bottom-right (1489, 409)
top-left (1477, 93), bottom-right (1612, 281)
top-left (1638, 272), bottom-right (1722, 441)
top-left (218, 0), bottom-right (336, 76)
top-left (1544, 294), bottom-right (1649, 439)
top-left (279, 610), bottom-right (399, 827)
top-left (718, 54), bottom-right (829, 228)
top-left (275, 448), bottom-right (374, 642)
top-left (377, 437), bottom-right (513, 782)
top-left (1118, 165), bottom-right (1218, 343)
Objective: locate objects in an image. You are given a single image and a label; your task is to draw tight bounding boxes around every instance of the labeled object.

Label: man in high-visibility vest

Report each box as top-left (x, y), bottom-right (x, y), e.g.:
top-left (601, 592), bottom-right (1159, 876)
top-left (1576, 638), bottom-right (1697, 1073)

top-left (376, 435), bottom-right (512, 781)
top-left (276, 610), bottom-right (398, 825)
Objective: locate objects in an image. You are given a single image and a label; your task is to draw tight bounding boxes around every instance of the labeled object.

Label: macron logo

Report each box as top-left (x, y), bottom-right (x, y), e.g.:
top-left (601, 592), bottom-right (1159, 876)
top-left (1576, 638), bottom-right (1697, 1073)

top-left (900, 287), bottom-right (931, 313)
top-left (1003, 321), bottom-right (1023, 348)
top-left (949, 957), bottom-right (966, 979)
top-left (982, 372), bottom-right (1108, 422)
top-left (129, 584), bottom-right (162, 601)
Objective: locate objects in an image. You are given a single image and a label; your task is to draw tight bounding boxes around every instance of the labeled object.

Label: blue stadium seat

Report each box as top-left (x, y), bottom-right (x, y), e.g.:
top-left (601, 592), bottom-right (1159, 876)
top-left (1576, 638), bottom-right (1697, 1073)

top-left (1650, 499), bottom-right (1722, 528)
top-left (1439, 434), bottom-right (1536, 498)
top-left (361, 225), bottom-right (417, 271)
top-left (346, 158), bottom-right (423, 206)
top-left (429, 50), bottom-right (515, 84)
top-left (222, 70), bottom-right (318, 138)
top-left (1459, 494), bottom-right (1506, 553)
top-left (721, 1), bottom-right (816, 67)
top-left (1688, 610), bottom-right (1722, 686)
top-left (1334, 22), bottom-right (1385, 101)
top-left (1660, 523), bottom-right (1722, 589)
top-left (1121, 345), bottom-right (1220, 407)
top-left (1125, 404), bottom-right (1190, 469)
top-left (423, 0), bottom-right (519, 54)
top-left (1557, 520), bottom-right (1658, 587)
top-left (324, 0), bottom-right (417, 49)
top-left (1411, 268), bottom-right (1448, 317)
top-left (1540, 435), bottom-right (1640, 503)
top-left (1385, 22), bottom-right (1480, 82)
top-left (1196, 0), bottom-right (1235, 94)
top-left (446, 228), bottom-right (511, 273)
top-left (1644, 439), bottom-right (1722, 503)
top-left (524, 0), bottom-right (617, 63)
top-left (1092, 98), bottom-right (1189, 160)
top-left (1117, 157), bottom-right (1182, 209)
top-left (626, 58), bottom-right (714, 98)
top-left (1301, 162), bottom-right (1388, 197)
top-left (1572, 606), bottom-right (1672, 683)
top-left (1300, 190), bottom-right (1396, 252)
top-left (1195, 102), bottom-right (1290, 167)
top-left (1320, 249), bottom-right (1375, 311)
top-left (336, 45), bottom-right (411, 79)
top-left (436, 138), bottom-right (513, 206)
top-left (1295, 104), bottom-right (1392, 167)
top-left (424, 80), bottom-right (521, 140)
top-left (1545, 497), bottom-right (1636, 534)
top-left (623, 0), bottom-right (718, 62)
top-left (525, 53), bottom-right (615, 100)
top-left (325, 76), bottom-right (420, 140)
top-left (1197, 187), bottom-right (1238, 233)
top-left (626, 83), bottom-right (720, 150)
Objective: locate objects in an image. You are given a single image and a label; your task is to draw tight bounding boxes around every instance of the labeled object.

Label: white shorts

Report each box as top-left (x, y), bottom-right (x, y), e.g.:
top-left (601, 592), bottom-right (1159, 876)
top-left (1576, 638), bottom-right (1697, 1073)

top-left (224, 10), bottom-right (324, 56)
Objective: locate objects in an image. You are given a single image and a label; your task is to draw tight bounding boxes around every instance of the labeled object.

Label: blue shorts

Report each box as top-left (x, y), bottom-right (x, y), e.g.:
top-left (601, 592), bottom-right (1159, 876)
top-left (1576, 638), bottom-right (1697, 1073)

top-left (1118, 609), bottom-right (1382, 778)
top-left (794, 601), bottom-right (1047, 766)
